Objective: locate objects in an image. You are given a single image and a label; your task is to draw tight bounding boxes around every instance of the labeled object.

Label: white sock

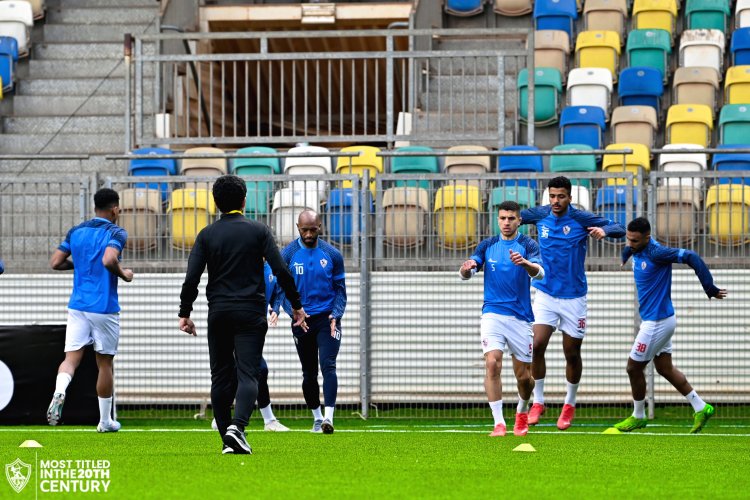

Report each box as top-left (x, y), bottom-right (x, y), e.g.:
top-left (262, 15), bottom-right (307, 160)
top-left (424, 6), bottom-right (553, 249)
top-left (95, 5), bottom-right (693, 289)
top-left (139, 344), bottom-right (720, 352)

top-left (565, 381), bottom-right (579, 407)
top-left (517, 394), bottom-right (530, 414)
top-left (489, 400), bottom-right (505, 426)
top-left (324, 406), bottom-right (335, 423)
top-left (685, 390), bottom-right (707, 412)
top-left (533, 379), bottom-right (545, 405)
top-left (260, 405), bottom-right (276, 424)
top-left (312, 407), bottom-right (323, 421)
top-left (633, 399), bottom-right (646, 419)
top-left (55, 373), bottom-right (72, 396)
top-left (98, 397), bottom-right (113, 424)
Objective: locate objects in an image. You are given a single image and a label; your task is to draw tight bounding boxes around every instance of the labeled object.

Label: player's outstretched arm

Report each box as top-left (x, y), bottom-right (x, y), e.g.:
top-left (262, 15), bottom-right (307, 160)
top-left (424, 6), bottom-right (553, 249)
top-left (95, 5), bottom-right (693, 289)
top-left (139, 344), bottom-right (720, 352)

top-left (654, 247), bottom-right (726, 300)
top-left (509, 250), bottom-right (545, 279)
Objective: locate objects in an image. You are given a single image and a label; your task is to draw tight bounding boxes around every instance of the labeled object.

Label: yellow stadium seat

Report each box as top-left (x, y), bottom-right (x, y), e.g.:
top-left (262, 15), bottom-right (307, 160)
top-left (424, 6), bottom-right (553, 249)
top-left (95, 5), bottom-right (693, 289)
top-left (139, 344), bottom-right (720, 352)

top-left (336, 145), bottom-right (383, 195)
top-left (665, 104), bottom-right (713, 147)
top-left (119, 188), bottom-right (162, 251)
top-left (706, 184), bottom-right (750, 245)
top-left (632, 0), bottom-right (678, 39)
top-left (168, 188), bottom-right (216, 249)
top-left (724, 65), bottom-right (750, 104)
top-left (434, 185), bottom-right (482, 248)
top-left (383, 187), bottom-right (430, 248)
top-left (576, 31), bottom-right (621, 82)
top-left (602, 143), bottom-right (651, 185)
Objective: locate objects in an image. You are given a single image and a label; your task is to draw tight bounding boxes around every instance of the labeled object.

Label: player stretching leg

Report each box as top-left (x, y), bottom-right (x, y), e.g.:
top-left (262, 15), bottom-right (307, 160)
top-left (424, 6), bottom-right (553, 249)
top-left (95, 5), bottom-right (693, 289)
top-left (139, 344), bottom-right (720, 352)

top-left (614, 218), bottom-right (726, 433)
top-left (460, 201), bottom-right (545, 437)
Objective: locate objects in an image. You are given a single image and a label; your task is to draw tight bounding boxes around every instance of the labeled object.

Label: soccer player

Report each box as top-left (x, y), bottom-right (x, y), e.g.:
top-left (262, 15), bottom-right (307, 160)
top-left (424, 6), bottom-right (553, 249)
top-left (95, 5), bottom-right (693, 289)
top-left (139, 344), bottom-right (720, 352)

top-left (614, 217), bottom-right (726, 433)
top-left (179, 175), bottom-right (307, 455)
top-left (280, 209), bottom-right (346, 434)
top-left (460, 201), bottom-right (545, 437)
top-left (47, 188), bottom-right (132, 432)
top-left (520, 176), bottom-right (626, 429)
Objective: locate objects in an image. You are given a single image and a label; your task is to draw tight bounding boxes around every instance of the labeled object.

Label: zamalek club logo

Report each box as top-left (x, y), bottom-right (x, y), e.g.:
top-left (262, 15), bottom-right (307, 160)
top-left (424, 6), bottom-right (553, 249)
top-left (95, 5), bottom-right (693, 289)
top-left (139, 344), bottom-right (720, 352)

top-left (5, 458), bottom-right (31, 493)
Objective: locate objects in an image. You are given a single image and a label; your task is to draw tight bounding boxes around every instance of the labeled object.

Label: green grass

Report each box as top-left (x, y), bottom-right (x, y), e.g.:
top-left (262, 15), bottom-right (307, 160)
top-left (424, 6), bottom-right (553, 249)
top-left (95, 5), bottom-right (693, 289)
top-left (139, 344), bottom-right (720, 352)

top-left (1, 418), bottom-right (749, 499)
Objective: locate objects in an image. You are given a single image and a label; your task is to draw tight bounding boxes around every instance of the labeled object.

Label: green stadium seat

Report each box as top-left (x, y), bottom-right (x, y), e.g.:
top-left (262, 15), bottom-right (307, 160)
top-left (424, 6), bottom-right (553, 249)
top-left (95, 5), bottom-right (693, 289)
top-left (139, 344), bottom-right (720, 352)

top-left (490, 186), bottom-right (536, 235)
top-left (719, 104), bottom-right (750, 144)
top-left (686, 0), bottom-right (730, 31)
top-left (518, 67), bottom-right (563, 125)
top-left (392, 146), bottom-right (439, 190)
top-left (550, 144), bottom-right (596, 189)
top-left (627, 29), bottom-right (673, 83)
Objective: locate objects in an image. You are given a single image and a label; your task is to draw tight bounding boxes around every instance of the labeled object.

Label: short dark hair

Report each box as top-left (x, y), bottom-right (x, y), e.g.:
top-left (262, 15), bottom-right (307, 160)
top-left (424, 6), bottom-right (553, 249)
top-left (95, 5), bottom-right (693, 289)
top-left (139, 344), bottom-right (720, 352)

top-left (627, 217), bottom-right (651, 234)
top-left (94, 188), bottom-right (119, 211)
top-left (548, 176), bottom-right (572, 195)
top-left (497, 200), bottom-right (521, 214)
top-left (212, 174), bottom-right (247, 213)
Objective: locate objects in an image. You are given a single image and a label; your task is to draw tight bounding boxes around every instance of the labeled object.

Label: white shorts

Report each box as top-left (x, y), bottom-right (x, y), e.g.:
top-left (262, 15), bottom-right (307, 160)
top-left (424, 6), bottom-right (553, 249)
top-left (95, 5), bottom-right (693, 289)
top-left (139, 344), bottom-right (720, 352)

top-left (532, 289), bottom-right (587, 339)
top-left (65, 309), bottom-right (120, 356)
top-left (630, 315), bottom-right (676, 362)
top-left (480, 313), bottom-right (533, 363)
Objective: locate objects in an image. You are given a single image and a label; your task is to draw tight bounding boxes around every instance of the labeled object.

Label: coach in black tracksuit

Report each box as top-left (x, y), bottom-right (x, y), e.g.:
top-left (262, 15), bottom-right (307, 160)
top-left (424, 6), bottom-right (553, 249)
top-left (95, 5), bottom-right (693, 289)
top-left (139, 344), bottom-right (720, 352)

top-left (178, 175), bottom-right (308, 455)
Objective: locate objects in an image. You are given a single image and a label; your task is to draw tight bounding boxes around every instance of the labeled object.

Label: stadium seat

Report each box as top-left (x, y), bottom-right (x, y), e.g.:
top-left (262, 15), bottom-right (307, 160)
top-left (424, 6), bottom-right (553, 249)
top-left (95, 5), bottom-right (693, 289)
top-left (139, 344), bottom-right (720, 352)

top-left (672, 67), bottom-right (720, 113)
top-left (391, 146), bottom-right (439, 190)
top-left (285, 145), bottom-right (333, 201)
top-left (595, 185), bottom-right (638, 231)
top-left (182, 147), bottom-right (228, 189)
top-left (685, 0), bottom-right (730, 32)
top-left (665, 104), bottom-right (714, 147)
top-left (680, 30), bottom-right (725, 77)
top-left (168, 189), bottom-right (216, 249)
top-left (737, 0), bottom-right (750, 28)
top-left (0, 35), bottom-right (17, 93)
top-left (542, 184), bottom-right (592, 210)
top-left (618, 66), bottom-right (664, 112)
top-left (445, 0), bottom-right (485, 16)
top-left (119, 188), bottom-right (161, 251)
top-left (632, 0), bottom-right (678, 39)
top-left (498, 145), bottom-right (544, 189)
top-left (27, 0), bottom-right (44, 20)
top-left (655, 186), bottom-right (702, 245)
top-left (382, 187), bottom-right (430, 247)
top-left (566, 68), bottom-right (613, 119)
top-left (494, 0), bottom-right (533, 17)
top-left (534, 0), bottom-right (578, 39)
top-left (490, 186), bottom-right (536, 235)
top-left (444, 145), bottom-right (491, 189)
top-left (550, 144), bottom-right (597, 188)
top-left (659, 143), bottom-right (707, 190)
top-left (0, 1), bottom-right (33, 58)
top-left (611, 106), bottom-right (659, 150)
top-left (705, 184), bottom-right (750, 244)
top-left (271, 187), bottom-right (321, 246)
top-left (327, 188), bottom-right (373, 246)
top-left (518, 67), bottom-right (563, 125)
top-left (560, 106), bottom-right (607, 150)
top-left (128, 147), bottom-right (177, 202)
top-left (626, 29), bottom-right (672, 83)
top-left (534, 30), bottom-right (571, 82)
top-left (711, 145), bottom-right (750, 185)
top-left (719, 105), bottom-right (750, 144)
top-left (575, 31), bottom-right (621, 82)
top-left (724, 66), bottom-right (750, 105)
top-left (336, 145), bottom-right (384, 195)
top-left (602, 143), bottom-right (651, 185)
top-left (434, 185), bottom-right (482, 249)
top-left (583, 0), bottom-right (628, 44)
top-left (233, 146), bottom-right (279, 219)
top-left (731, 28), bottom-right (750, 66)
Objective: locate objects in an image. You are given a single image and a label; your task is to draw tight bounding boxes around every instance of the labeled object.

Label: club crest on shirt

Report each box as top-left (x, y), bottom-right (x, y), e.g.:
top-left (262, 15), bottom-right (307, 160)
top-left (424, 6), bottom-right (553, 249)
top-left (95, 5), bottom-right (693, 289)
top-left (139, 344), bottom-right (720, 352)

top-left (268, 273), bottom-right (275, 283)
top-left (641, 261), bottom-right (647, 270)
top-left (320, 259), bottom-right (328, 268)
top-left (540, 225), bottom-right (550, 238)
top-left (563, 225), bottom-right (571, 235)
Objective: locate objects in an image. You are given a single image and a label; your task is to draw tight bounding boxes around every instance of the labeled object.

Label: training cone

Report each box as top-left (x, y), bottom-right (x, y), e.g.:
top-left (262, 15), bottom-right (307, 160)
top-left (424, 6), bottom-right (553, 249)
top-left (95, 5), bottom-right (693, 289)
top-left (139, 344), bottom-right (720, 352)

top-left (513, 443), bottom-right (536, 452)
top-left (602, 427), bottom-right (622, 435)
top-left (19, 440), bottom-right (43, 448)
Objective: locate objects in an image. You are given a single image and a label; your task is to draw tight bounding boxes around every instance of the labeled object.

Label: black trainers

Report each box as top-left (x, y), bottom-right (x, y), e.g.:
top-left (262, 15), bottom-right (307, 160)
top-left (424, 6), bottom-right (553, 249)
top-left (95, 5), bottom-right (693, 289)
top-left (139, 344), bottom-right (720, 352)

top-left (222, 424), bottom-right (252, 454)
top-left (321, 419), bottom-right (334, 434)
top-left (221, 445), bottom-right (234, 455)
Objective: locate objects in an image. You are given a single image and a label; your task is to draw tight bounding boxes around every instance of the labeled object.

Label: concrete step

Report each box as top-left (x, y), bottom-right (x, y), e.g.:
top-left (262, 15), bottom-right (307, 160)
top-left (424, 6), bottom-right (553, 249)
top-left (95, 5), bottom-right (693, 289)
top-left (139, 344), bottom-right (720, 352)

top-left (43, 23), bottom-right (157, 43)
top-left (0, 133), bottom-right (127, 154)
top-left (12, 95), bottom-right (153, 116)
top-left (421, 56), bottom-right (522, 76)
top-left (0, 156), bottom-right (127, 175)
top-left (47, 7), bottom-right (157, 24)
top-left (33, 41), bottom-right (156, 60)
top-left (28, 59), bottom-right (155, 79)
top-left (46, 0), bottom-right (157, 8)
top-left (2, 115), bottom-right (156, 135)
top-left (17, 77), bottom-right (154, 96)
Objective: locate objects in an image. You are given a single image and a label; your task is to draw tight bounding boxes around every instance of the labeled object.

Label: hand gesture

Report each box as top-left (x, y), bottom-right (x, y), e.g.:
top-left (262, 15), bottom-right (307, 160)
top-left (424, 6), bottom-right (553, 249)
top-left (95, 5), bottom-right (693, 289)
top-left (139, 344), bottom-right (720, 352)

top-left (269, 311), bottom-right (279, 327)
top-left (509, 250), bottom-right (527, 267)
top-left (713, 288), bottom-right (728, 300)
top-left (460, 259), bottom-right (478, 278)
top-left (179, 317), bottom-right (196, 336)
top-left (587, 227), bottom-right (606, 240)
top-left (293, 307), bottom-right (309, 332)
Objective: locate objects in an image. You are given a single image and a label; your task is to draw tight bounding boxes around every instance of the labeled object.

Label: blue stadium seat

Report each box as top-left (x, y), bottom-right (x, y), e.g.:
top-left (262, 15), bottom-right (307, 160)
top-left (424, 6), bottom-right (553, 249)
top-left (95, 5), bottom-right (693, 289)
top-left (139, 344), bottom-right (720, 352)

top-left (711, 145), bottom-right (750, 185)
top-left (731, 27), bottom-right (750, 66)
top-left (0, 36), bottom-right (17, 93)
top-left (534, 0), bottom-right (578, 39)
top-left (129, 147), bottom-right (178, 202)
top-left (498, 145), bottom-right (544, 189)
top-left (595, 186), bottom-right (637, 236)
top-left (445, 0), bottom-right (485, 16)
top-left (328, 188), bottom-right (373, 246)
top-left (560, 106), bottom-right (607, 150)
top-left (618, 67), bottom-right (664, 112)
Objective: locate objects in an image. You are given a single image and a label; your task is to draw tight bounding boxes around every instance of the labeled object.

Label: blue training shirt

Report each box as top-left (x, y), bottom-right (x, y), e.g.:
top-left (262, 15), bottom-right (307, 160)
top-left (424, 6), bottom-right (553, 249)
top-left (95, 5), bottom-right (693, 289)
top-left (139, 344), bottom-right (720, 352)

top-left (58, 217), bottom-right (128, 314)
top-left (281, 238), bottom-right (347, 319)
top-left (263, 261), bottom-right (283, 314)
top-left (469, 234), bottom-right (543, 323)
top-left (623, 240), bottom-right (720, 321)
top-left (520, 205), bottom-right (625, 299)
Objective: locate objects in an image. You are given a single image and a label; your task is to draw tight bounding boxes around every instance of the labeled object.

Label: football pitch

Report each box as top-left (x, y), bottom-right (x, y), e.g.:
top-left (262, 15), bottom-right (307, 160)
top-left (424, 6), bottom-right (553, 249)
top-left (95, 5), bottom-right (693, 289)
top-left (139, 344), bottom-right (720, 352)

top-left (2, 416), bottom-right (749, 499)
